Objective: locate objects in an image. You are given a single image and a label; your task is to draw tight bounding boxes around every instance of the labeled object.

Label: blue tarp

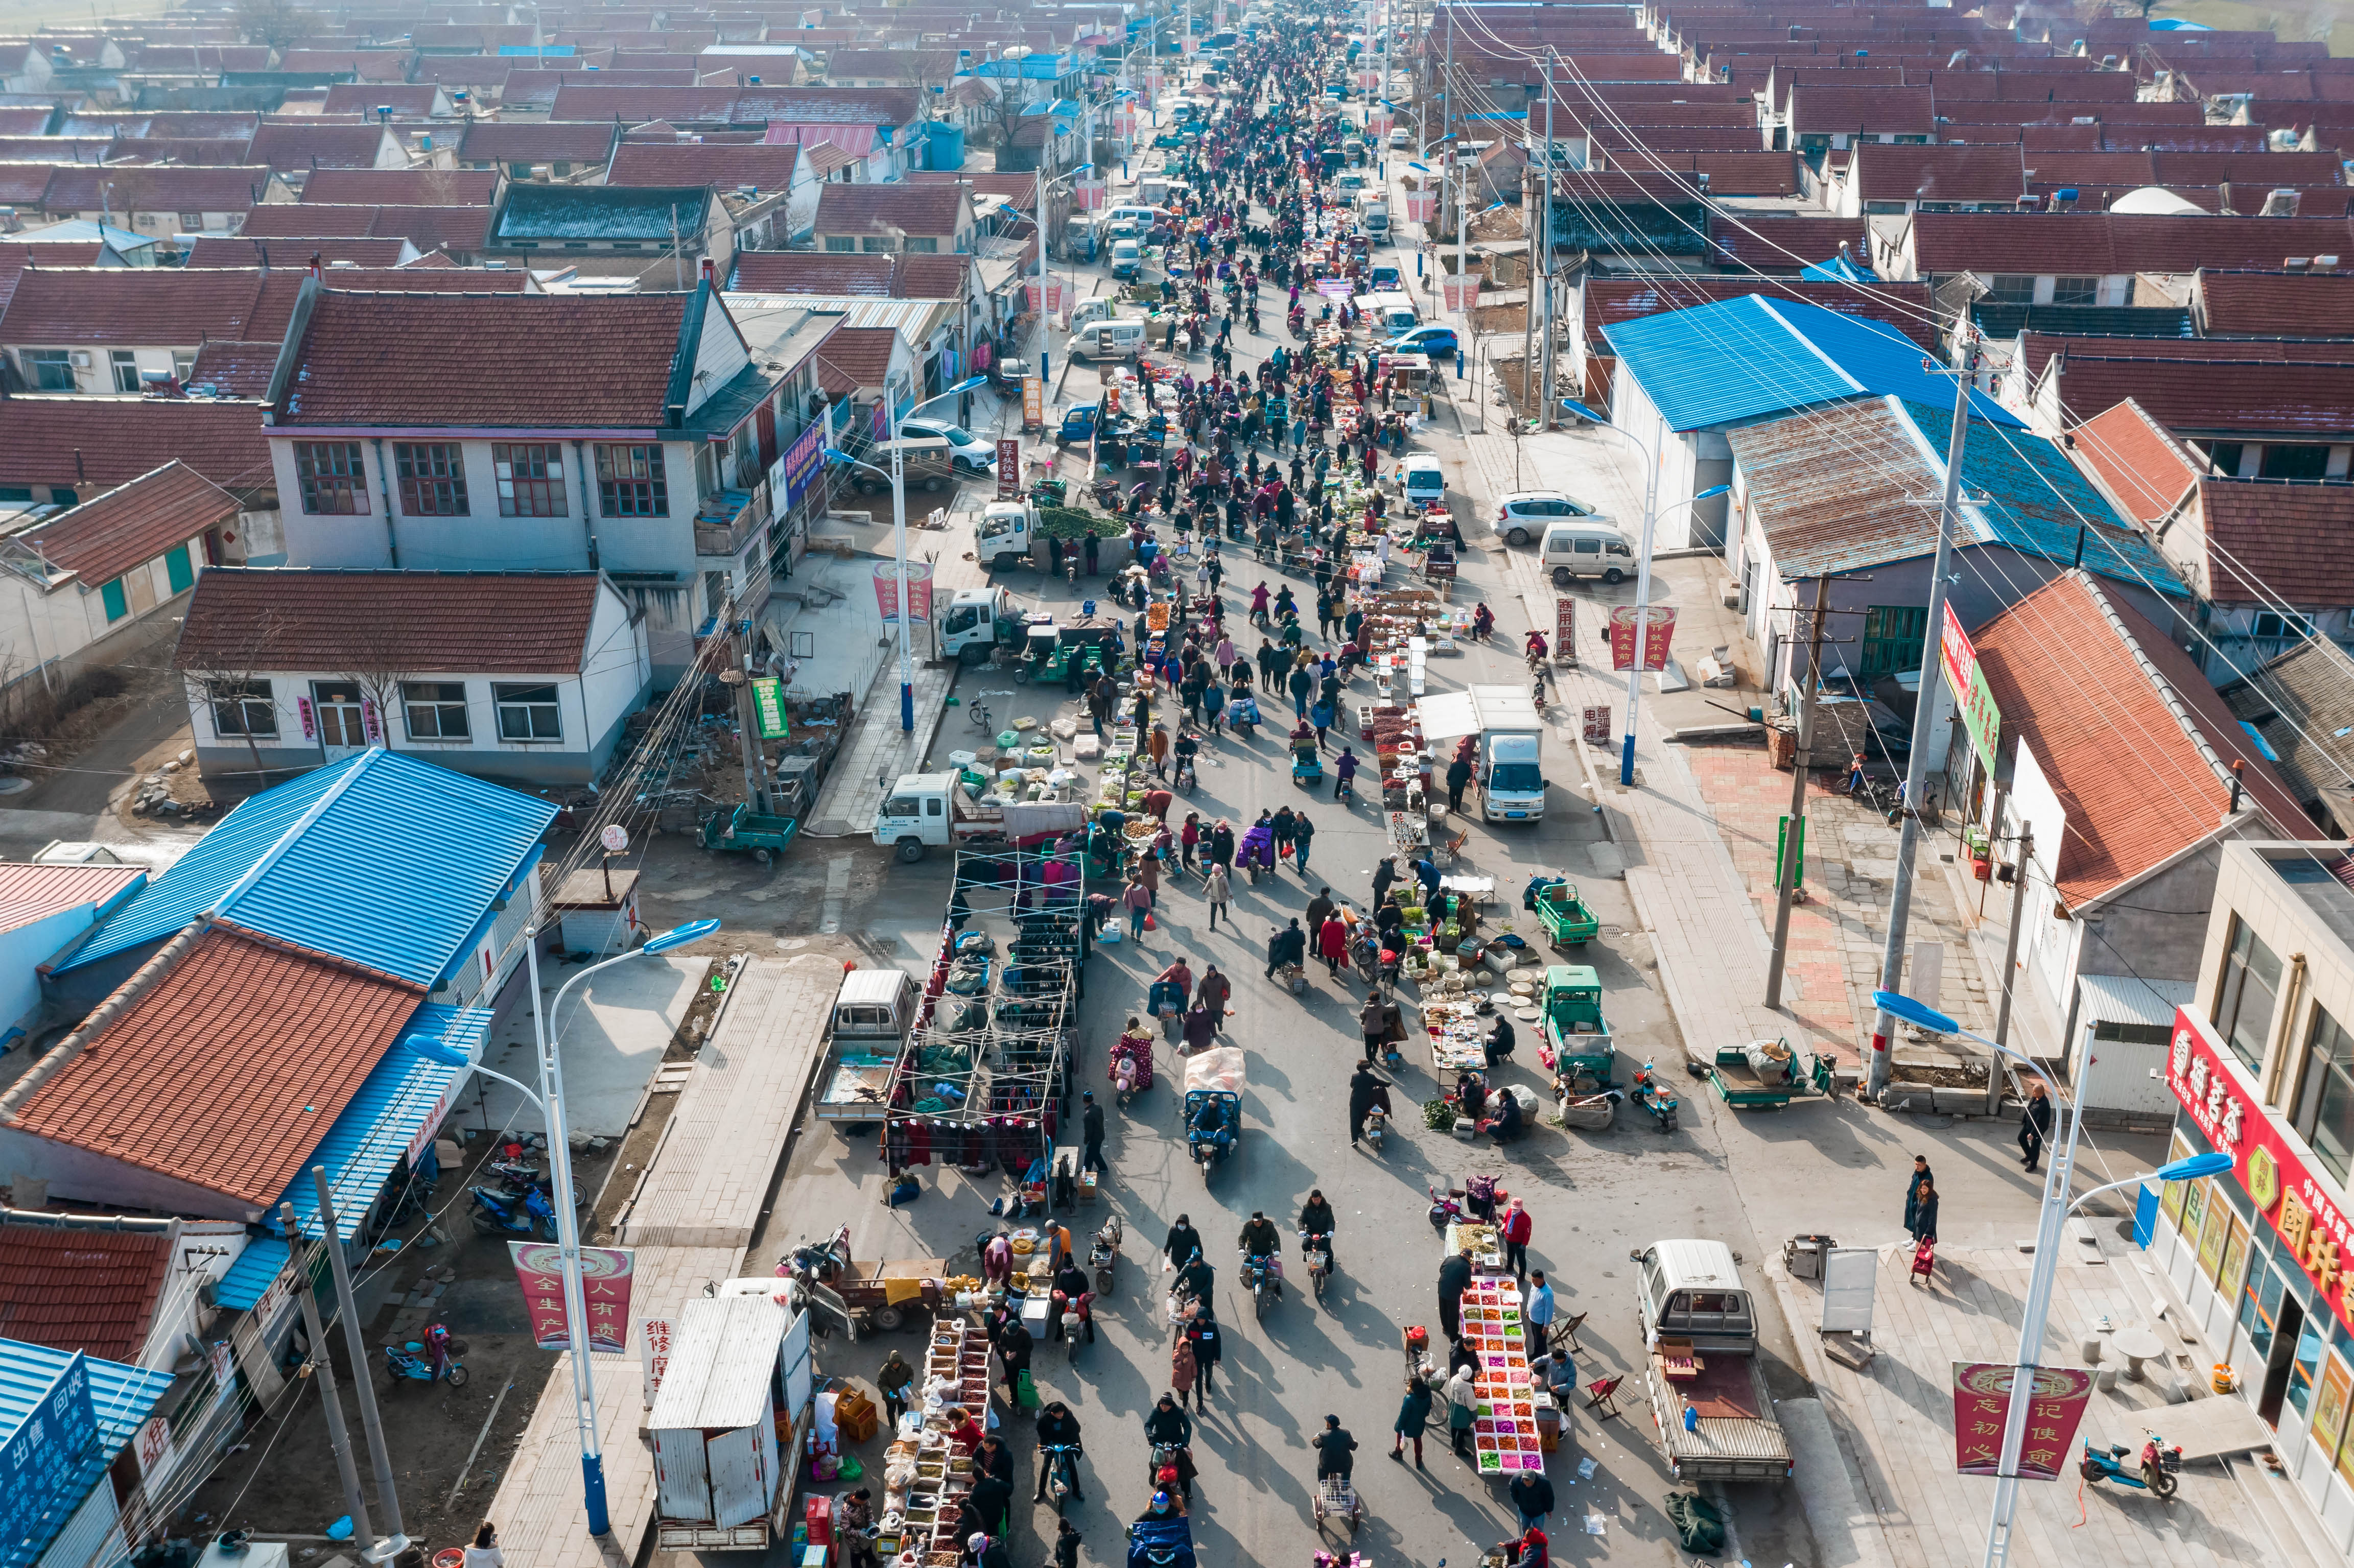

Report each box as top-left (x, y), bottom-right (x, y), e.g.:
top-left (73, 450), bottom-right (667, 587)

top-left (1800, 252), bottom-right (1868, 283)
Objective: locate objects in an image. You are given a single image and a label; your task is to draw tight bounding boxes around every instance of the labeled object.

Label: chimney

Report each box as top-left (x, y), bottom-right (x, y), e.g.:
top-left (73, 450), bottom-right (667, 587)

top-left (700, 256), bottom-right (718, 284)
top-left (2229, 757), bottom-right (2246, 815)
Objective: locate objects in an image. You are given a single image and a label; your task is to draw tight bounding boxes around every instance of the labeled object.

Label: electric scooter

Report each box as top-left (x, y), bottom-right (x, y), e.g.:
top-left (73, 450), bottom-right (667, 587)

top-left (382, 1324), bottom-right (468, 1390)
top-left (2080, 1431), bottom-right (2182, 1499)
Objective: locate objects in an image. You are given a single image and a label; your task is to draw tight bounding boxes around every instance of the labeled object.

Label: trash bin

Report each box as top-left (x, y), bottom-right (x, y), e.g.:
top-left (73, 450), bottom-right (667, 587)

top-left (1785, 1233), bottom-right (1835, 1280)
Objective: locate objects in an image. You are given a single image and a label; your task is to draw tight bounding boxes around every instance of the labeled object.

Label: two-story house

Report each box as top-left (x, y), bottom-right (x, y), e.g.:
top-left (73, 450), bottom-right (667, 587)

top-left (811, 181), bottom-right (975, 254)
top-left (605, 141), bottom-right (818, 247)
top-left (258, 275), bottom-right (789, 679)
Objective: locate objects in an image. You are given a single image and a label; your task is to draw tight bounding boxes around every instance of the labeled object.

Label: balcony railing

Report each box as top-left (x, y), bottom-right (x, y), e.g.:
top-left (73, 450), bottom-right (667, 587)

top-left (694, 480), bottom-right (771, 558)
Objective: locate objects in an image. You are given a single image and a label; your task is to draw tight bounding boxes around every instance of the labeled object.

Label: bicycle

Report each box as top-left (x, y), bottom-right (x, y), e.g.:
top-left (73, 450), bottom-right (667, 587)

top-left (969, 690), bottom-right (1016, 731)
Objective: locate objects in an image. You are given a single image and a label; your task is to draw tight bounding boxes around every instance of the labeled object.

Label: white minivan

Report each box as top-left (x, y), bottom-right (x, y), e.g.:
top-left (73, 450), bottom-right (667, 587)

top-left (1357, 291), bottom-right (1419, 336)
top-left (1069, 319), bottom-right (1147, 362)
top-left (1397, 455), bottom-right (1445, 506)
top-left (1540, 519), bottom-right (1636, 585)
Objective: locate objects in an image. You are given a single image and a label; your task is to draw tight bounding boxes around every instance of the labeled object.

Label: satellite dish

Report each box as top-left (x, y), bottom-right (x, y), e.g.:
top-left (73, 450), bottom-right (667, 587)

top-left (600, 824), bottom-right (630, 854)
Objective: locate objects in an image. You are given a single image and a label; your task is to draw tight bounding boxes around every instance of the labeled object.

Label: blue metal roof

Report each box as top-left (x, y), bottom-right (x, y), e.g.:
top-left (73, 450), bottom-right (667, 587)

top-left (1896, 399), bottom-right (2191, 598)
top-left (213, 1236), bottom-right (290, 1312)
top-left (271, 1004), bottom-right (491, 1241)
top-left (1, 1340), bottom-right (173, 1568)
top-left (58, 749), bottom-right (554, 987)
top-left (1601, 295), bottom-right (2023, 434)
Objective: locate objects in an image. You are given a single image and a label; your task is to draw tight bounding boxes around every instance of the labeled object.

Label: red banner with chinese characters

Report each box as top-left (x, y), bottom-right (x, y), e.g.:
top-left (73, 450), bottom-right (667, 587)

top-left (509, 1241), bottom-right (634, 1354)
top-left (873, 562), bottom-right (935, 626)
top-left (2170, 1005), bottom-right (2354, 1337)
top-left (1608, 605), bottom-right (1676, 672)
top-left (998, 438), bottom-right (1020, 501)
top-left (1554, 596), bottom-right (1575, 655)
top-left (1952, 1363), bottom-right (2094, 1479)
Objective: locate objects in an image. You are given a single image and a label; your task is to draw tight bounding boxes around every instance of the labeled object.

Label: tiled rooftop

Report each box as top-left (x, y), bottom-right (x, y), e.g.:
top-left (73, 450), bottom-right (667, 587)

top-left (177, 568), bottom-right (605, 675)
top-left (0, 1225), bottom-right (172, 1363)
top-left (19, 461), bottom-right (241, 587)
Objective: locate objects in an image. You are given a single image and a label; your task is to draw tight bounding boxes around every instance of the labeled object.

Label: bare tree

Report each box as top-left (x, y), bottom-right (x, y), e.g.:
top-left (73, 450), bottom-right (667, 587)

top-left (333, 621), bottom-right (418, 744)
top-left (178, 610), bottom-right (290, 790)
top-left (974, 78), bottom-right (1031, 153)
top-left (233, 0), bottom-right (319, 51)
top-left (905, 47), bottom-right (959, 103)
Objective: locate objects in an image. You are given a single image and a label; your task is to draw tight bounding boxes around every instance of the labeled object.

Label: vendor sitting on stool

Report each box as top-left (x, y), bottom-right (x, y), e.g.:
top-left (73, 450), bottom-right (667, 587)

top-left (1484, 1014), bottom-right (1517, 1068)
top-left (1479, 1086), bottom-right (1527, 1145)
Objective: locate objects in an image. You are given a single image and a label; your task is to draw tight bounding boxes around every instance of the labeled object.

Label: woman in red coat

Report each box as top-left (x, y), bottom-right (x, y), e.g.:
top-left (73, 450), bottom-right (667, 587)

top-left (1317, 913), bottom-right (1350, 979)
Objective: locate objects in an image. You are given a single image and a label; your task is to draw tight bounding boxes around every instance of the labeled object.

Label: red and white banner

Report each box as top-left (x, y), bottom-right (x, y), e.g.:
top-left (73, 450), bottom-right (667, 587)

top-left (1952, 1363), bottom-right (2093, 1481)
top-left (1405, 188), bottom-right (1437, 223)
top-left (1113, 111), bottom-right (1138, 136)
top-left (509, 1241), bottom-right (634, 1355)
top-left (1368, 108), bottom-right (1394, 136)
top-left (1440, 274), bottom-right (1481, 312)
top-left (1073, 179), bottom-right (1107, 211)
top-left (1355, 70), bottom-right (1380, 90)
top-left (1143, 69), bottom-right (1163, 92)
top-left (1024, 279), bottom-right (1068, 316)
top-left (1608, 605), bottom-right (1676, 672)
top-left (640, 1318), bottom-right (673, 1407)
top-left (874, 561), bottom-right (936, 625)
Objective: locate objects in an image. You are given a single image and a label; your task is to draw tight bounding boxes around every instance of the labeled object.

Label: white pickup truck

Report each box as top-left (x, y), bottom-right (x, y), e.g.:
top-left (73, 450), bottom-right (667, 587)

top-left (1631, 1239), bottom-right (1792, 1484)
top-left (874, 772), bottom-right (1086, 862)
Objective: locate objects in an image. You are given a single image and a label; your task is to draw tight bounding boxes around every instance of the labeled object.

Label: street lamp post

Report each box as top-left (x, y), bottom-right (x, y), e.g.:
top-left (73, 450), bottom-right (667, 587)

top-left (1871, 989), bottom-right (2231, 1568)
top-left (1030, 162), bottom-right (1094, 396)
top-left (402, 917), bottom-right (721, 1539)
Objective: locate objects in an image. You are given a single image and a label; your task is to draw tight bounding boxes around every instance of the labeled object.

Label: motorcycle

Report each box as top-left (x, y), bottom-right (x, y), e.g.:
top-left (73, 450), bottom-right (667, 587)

top-left (1630, 1059), bottom-right (1681, 1133)
top-left (383, 1324), bottom-right (466, 1390)
top-left (1093, 1216), bottom-right (1123, 1296)
top-left (1150, 1441), bottom-right (1195, 1500)
top-left (1053, 1289), bottom-right (1094, 1357)
top-left (1363, 1104), bottom-right (1390, 1150)
top-left (468, 1183), bottom-right (558, 1240)
top-left (1531, 675), bottom-right (1548, 716)
top-left (1301, 1231), bottom-right (1333, 1301)
top-left (1042, 1443), bottom-right (1083, 1516)
top-left (1175, 756), bottom-right (1198, 794)
top-left (2081, 1430), bottom-right (2181, 1499)
top-left (1242, 1251), bottom-right (1283, 1318)
top-left (1426, 1184), bottom-right (1469, 1231)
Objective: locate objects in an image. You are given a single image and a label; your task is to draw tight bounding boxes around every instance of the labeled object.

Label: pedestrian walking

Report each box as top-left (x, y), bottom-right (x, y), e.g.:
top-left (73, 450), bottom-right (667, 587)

top-left (1179, 812), bottom-right (1202, 873)
top-left (1198, 964), bottom-right (1231, 1029)
top-left (1124, 875), bottom-right (1154, 939)
top-left (1359, 991), bottom-right (1388, 1062)
top-left (1372, 854), bottom-right (1398, 908)
top-left (1523, 1271), bottom-right (1554, 1359)
top-left (1901, 1155), bottom-right (1934, 1237)
top-left (2020, 1081), bottom-right (2055, 1174)
top-left (1292, 810), bottom-right (1315, 873)
top-left (1508, 1469), bottom-right (1556, 1536)
top-left (1437, 1247), bottom-right (1473, 1339)
top-left (1907, 1180), bottom-right (1940, 1246)
top-left (1447, 754), bottom-right (1472, 813)
top-left (1172, 1335), bottom-right (1202, 1412)
top-left (1390, 1374), bottom-right (1433, 1468)
top-left (1186, 1311), bottom-right (1223, 1403)
top-left (1500, 1199), bottom-right (1533, 1280)
top-left (1317, 910), bottom-right (1349, 978)
top-left (1313, 1415), bottom-right (1357, 1479)
top-left (1081, 1090), bottom-right (1106, 1175)
top-left (1205, 863), bottom-right (1232, 928)
top-left (1149, 722), bottom-right (1171, 779)
top-left (877, 1347), bottom-right (915, 1428)
top-left (1088, 673), bottom-right (1116, 740)
top-left (1445, 1363), bottom-right (1478, 1458)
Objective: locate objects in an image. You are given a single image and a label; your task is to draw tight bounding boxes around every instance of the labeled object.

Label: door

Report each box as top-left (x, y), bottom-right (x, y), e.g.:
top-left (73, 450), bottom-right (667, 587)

top-left (705, 1424), bottom-right (768, 1528)
top-left (654, 1429), bottom-right (714, 1524)
top-left (757, 406), bottom-right (778, 471)
top-left (311, 681), bottom-right (367, 759)
top-left (2262, 1295), bottom-right (2311, 1426)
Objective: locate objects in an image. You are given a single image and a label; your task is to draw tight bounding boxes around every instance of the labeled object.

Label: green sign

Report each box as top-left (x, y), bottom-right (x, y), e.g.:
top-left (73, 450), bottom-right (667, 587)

top-left (1939, 604), bottom-right (2002, 774)
top-left (751, 676), bottom-right (789, 739)
top-left (1776, 815), bottom-right (1806, 891)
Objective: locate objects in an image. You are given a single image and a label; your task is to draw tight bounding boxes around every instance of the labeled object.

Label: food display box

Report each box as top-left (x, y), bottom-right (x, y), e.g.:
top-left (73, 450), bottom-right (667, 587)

top-left (1460, 1279), bottom-right (1543, 1474)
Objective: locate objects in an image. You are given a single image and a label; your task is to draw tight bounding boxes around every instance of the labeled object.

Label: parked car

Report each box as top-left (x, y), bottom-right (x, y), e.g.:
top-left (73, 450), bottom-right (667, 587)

top-left (1496, 489), bottom-right (1609, 547)
top-left (897, 418), bottom-right (994, 473)
top-left (1387, 324), bottom-right (1458, 357)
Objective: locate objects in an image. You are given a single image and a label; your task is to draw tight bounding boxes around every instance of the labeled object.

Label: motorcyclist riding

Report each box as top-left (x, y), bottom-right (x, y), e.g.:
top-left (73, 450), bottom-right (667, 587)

top-left (1238, 1210), bottom-right (1281, 1259)
top-left (1143, 1395), bottom-right (1196, 1498)
top-left (1300, 1190), bottom-right (1337, 1267)
top-left (1524, 628), bottom-right (1548, 663)
top-left (1033, 1402), bottom-right (1085, 1502)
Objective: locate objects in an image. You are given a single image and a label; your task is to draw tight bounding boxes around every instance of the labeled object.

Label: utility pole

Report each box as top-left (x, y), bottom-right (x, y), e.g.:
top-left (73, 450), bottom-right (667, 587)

top-left (1520, 159), bottom-right (1537, 420)
top-left (1986, 824), bottom-right (2034, 1115)
top-left (312, 1167), bottom-right (406, 1557)
top-left (1443, 3), bottom-right (1452, 148)
top-left (281, 1203), bottom-right (374, 1555)
top-left (1765, 572), bottom-right (1835, 1010)
top-left (721, 661), bottom-right (768, 813)
top-left (1539, 54), bottom-right (1555, 429)
top-left (1865, 355), bottom-right (1977, 1100)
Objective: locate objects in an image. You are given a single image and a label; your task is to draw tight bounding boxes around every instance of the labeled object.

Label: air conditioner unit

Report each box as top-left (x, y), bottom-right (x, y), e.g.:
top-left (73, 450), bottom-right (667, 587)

top-left (68, 350), bottom-right (90, 368)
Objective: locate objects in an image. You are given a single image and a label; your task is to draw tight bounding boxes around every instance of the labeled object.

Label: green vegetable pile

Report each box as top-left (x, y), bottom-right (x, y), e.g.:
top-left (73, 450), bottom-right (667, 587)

top-left (1038, 505), bottom-right (1126, 541)
top-left (1423, 1098), bottom-right (1458, 1132)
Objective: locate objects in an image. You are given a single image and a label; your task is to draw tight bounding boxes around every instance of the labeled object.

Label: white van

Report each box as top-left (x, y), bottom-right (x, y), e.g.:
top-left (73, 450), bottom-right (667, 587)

top-left (1109, 239), bottom-right (1144, 280)
top-left (1069, 318), bottom-right (1147, 363)
top-left (1358, 195), bottom-right (1390, 240)
top-left (1540, 519), bottom-right (1636, 585)
top-left (1105, 204), bottom-right (1170, 228)
top-left (1397, 455), bottom-right (1445, 506)
top-left (1358, 291), bottom-right (1418, 336)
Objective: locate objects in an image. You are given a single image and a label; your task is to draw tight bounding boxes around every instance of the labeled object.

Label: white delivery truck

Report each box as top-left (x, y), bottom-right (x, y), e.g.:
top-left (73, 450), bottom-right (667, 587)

top-left (1414, 683), bottom-right (1548, 822)
top-left (874, 772), bottom-right (1087, 861)
top-left (650, 1291), bottom-right (814, 1551)
top-left (1357, 194), bottom-right (1390, 241)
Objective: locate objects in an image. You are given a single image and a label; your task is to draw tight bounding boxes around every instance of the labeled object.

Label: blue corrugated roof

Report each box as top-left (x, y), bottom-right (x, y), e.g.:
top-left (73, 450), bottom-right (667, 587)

top-left (271, 1004), bottom-right (491, 1241)
top-left (1, 1340), bottom-right (173, 1568)
top-left (57, 749), bottom-right (554, 986)
top-left (1601, 295), bottom-right (2023, 434)
top-left (1896, 399), bottom-right (2191, 598)
top-left (212, 1237), bottom-right (290, 1312)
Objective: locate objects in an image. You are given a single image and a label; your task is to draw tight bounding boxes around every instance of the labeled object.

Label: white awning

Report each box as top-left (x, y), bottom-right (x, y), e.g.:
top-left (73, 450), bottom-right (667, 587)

top-left (1417, 692), bottom-right (1479, 740)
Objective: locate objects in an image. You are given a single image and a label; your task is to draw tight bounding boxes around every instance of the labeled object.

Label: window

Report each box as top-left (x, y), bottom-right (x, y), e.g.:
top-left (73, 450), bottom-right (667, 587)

top-left (596, 443), bottom-right (668, 516)
top-left (100, 579), bottom-right (128, 622)
top-left (492, 442), bottom-right (568, 516)
top-left (172, 349), bottom-right (196, 382)
top-left (294, 441), bottom-right (369, 514)
top-left (2297, 1007), bottom-right (2354, 1185)
top-left (2091, 1018), bottom-right (2172, 1047)
top-left (495, 683), bottom-right (562, 741)
top-left (1859, 604), bottom-right (1929, 679)
top-left (789, 630), bottom-right (814, 658)
top-left (2261, 444), bottom-right (2333, 481)
top-left (27, 350), bottom-right (74, 391)
top-left (208, 679), bottom-right (276, 738)
top-left (861, 235), bottom-right (898, 252)
top-left (904, 235), bottom-right (940, 252)
top-left (1984, 274), bottom-right (2036, 304)
top-left (825, 235), bottom-right (857, 252)
top-left (403, 681), bottom-right (470, 741)
top-left (2215, 916), bottom-right (2283, 1074)
top-left (177, 212), bottom-right (202, 232)
top-left (2254, 611), bottom-right (2318, 643)
top-left (111, 349), bottom-right (139, 393)
top-left (164, 544), bottom-right (193, 595)
top-left (394, 442), bottom-right (469, 515)
top-left (2208, 441), bottom-right (2247, 477)
top-left (2050, 275), bottom-right (2098, 306)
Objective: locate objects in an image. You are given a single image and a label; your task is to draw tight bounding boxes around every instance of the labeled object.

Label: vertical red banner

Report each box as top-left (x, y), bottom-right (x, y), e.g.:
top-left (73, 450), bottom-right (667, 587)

top-left (1553, 596), bottom-right (1575, 653)
top-left (508, 1241), bottom-right (634, 1354)
top-left (998, 438), bottom-right (1021, 500)
top-left (1608, 605), bottom-right (1676, 672)
top-left (1951, 1363), bottom-right (2093, 1479)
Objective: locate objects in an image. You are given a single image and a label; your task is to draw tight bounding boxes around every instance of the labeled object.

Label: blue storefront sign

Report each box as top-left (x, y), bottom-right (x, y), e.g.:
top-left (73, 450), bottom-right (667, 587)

top-left (776, 418), bottom-right (828, 510)
top-left (1, 1351), bottom-right (97, 1568)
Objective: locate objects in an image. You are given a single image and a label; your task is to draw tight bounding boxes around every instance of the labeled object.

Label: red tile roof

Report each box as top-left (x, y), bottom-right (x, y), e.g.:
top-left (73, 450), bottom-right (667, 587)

top-left (184, 235), bottom-right (410, 267)
top-left (248, 122), bottom-right (398, 174)
top-left (237, 202), bottom-right (492, 254)
top-left (185, 339), bottom-right (282, 395)
top-left (1970, 571), bottom-right (2321, 906)
top-left (813, 323), bottom-right (897, 397)
top-left (455, 120), bottom-right (621, 164)
top-left (0, 267), bottom-right (304, 347)
top-left (2197, 268), bottom-right (2354, 336)
top-left (1848, 142), bottom-right (2025, 204)
top-left (1707, 215), bottom-right (1866, 270)
top-left (0, 1224), bottom-right (172, 1362)
top-left (104, 136), bottom-right (258, 166)
top-left (0, 862), bottom-right (144, 938)
top-left (0, 398), bottom-right (273, 493)
top-left (5, 925), bottom-right (423, 1209)
top-left (1787, 83), bottom-right (1935, 135)
top-left (1909, 211), bottom-right (2354, 275)
top-left (2195, 478), bottom-right (2354, 605)
top-left (728, 250), bottom-right (896, 294)
top-left (38, 164), bottom-right (279, 213)
top-left (175, 567), bottom-right (606, 674)
top-left (2045, 348), bottom-right (2354, 436)
top-left (278, 50), bottom-right (415, 81)
top-left (300, 167), bottom-right (499, 206)
top-left (606, 139), bottom-right (802, 188)
top-left (1583, 276), bottom-right (1937, 349)
top-left (317, 83), bottom-right (442, 116)
top-left (21, 460), bottom-right (240, 585)
top-left (2067, 397), bottom-right (2207, 528)
top-left (276, 288), bottom-right (695, 426)
top-left (813, 181), bottom-right (964, 239)
top-left (1626, 150), bottom-right (1799, 197)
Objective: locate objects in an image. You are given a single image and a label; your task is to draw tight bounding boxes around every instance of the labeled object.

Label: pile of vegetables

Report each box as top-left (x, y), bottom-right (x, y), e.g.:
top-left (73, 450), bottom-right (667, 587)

top-left (1423, 1098), bottom-right (1458, 1132)
top-left (1038, 505), bottom-right (1126, 541)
